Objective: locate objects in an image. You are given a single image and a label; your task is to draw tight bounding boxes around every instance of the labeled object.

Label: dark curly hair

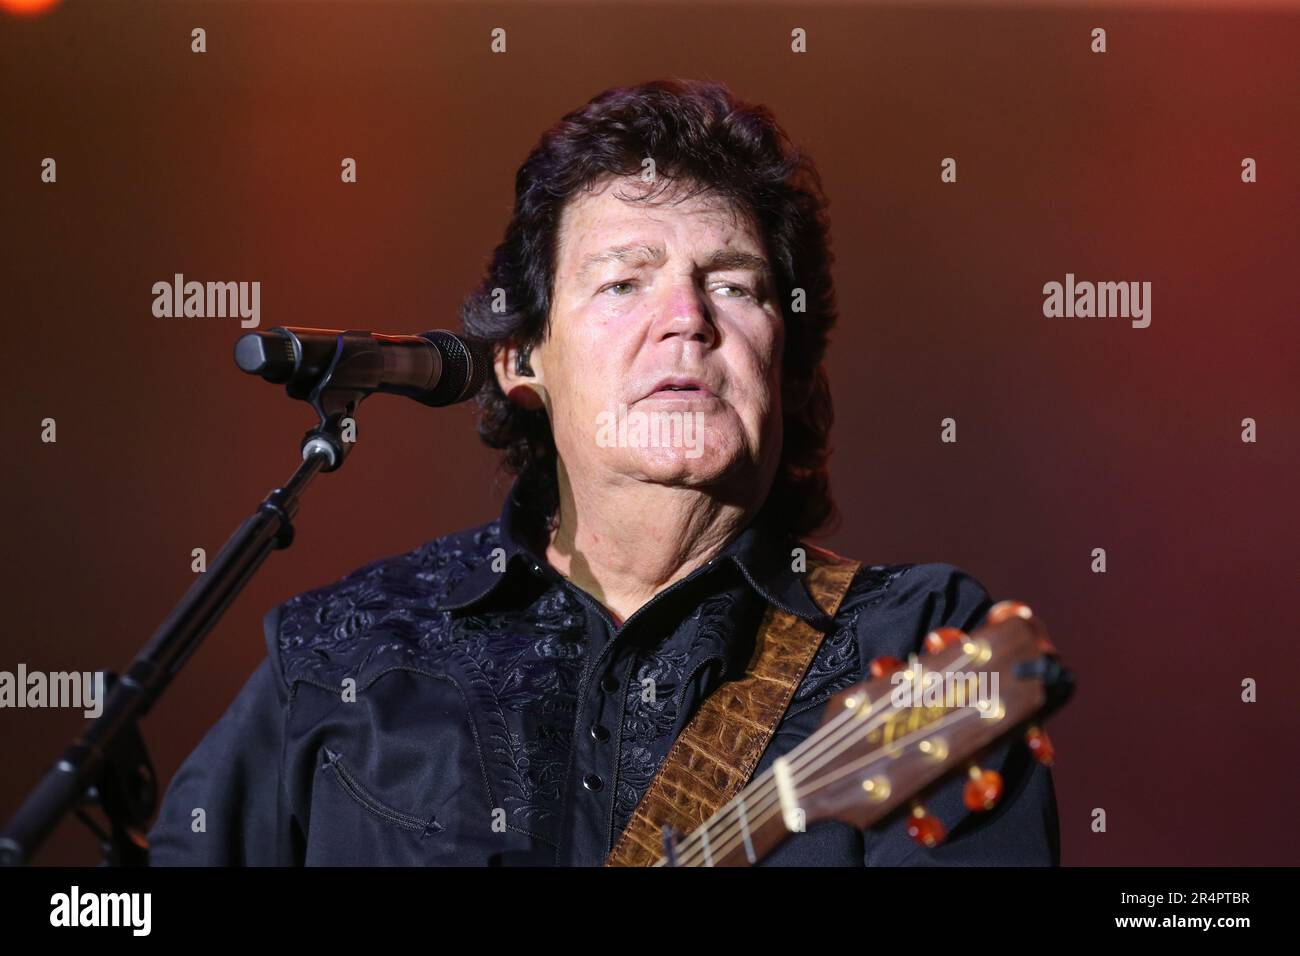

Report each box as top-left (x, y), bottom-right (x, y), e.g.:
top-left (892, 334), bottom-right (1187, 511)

top-left (460, 78), bottom-right (839, 540)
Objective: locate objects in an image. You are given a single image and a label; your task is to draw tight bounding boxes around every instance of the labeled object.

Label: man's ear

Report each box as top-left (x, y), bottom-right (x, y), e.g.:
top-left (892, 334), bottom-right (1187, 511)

top-left (494, 340), bottom-right (546, 411)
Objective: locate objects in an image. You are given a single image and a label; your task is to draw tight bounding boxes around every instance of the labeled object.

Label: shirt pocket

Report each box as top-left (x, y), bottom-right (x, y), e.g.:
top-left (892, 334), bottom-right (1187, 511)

top-left (319, 745), bottom-right (446, 836)
top-left (291, 666), bottom-right (486, 863)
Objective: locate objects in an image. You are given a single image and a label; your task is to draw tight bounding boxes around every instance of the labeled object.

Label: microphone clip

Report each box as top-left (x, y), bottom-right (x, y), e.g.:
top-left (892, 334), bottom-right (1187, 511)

top-left (298, 335), bottom-right (363, 473)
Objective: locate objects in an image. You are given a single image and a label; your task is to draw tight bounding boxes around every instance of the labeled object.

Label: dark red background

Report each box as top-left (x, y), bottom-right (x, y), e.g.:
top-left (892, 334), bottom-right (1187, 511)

top-left (2, 0), bottom-right (1297, 866)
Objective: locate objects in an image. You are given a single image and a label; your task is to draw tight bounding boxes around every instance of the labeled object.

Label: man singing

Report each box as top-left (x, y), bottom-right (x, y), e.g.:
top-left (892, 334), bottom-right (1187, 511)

top-left (149, 79), bottom-right (1059, 866)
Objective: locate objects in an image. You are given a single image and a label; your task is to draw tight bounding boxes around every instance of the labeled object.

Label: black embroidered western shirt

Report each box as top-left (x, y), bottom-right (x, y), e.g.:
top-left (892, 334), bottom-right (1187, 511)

top-left (148, 486), bottom-right (1060, 866)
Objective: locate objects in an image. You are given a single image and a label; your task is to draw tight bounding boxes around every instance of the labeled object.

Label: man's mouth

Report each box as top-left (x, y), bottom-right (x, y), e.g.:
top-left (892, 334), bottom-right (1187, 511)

top-left (642, 377), bottom-right (718, 401)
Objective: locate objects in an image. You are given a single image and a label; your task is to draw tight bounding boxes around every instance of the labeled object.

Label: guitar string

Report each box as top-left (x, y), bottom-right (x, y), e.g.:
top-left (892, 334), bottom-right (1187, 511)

top-left (653, 700), bottom-right (893, 867)
top-left (659, 648), bottom-right (971, 867)
top-left (660, 646), bottom-right (980, 866)
top-left (647, 658), bottom-right (956, 868)
top-left (655, 660), bottom-right (918, 866)
top-left (669, 704), bottom-right (985, 866)
top-left (800, 704), bottom-right (986, 799)
top-left (686, 706), bottom-right (984, 867)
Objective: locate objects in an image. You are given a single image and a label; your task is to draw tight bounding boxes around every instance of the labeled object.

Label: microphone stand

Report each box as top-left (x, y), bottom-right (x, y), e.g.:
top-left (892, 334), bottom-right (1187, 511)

top-left (0, 339), bottom-right (368, 866)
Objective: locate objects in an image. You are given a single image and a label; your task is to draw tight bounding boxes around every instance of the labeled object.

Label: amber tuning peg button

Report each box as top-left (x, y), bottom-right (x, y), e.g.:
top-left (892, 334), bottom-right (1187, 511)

top-left (986, 600), bottom-right (1033, 625)
top-left (963, 765), bottom-right (1004, 811)
top-left (1025, 725), bottom-right (1055, 766)
top-left (923, 627), bottom-right (964, 655)
top-left (868, 655), bottom-right (904, 679)
top-left (906, 803), bottom-right (946, 848)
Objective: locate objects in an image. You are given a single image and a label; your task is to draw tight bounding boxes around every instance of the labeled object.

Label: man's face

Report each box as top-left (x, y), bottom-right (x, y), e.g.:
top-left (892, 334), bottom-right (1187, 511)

top-left (521, 174), bottom-right (785, 505)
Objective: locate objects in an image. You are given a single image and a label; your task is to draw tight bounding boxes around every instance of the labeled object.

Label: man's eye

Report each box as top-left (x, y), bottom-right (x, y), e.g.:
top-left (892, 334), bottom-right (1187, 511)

top-left (715, 284), bottom-right (753, 299)
top-left (600, 281), bottom-right (636, 296)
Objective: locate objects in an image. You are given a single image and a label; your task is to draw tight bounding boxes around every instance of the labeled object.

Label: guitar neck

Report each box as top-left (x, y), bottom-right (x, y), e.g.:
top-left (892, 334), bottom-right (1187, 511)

top-left (651, 700), bottom-right (973, 867)
top-left (648, 608), bottom-right (1066, 867)
top-left (655, 764), bottom-right (795, 868)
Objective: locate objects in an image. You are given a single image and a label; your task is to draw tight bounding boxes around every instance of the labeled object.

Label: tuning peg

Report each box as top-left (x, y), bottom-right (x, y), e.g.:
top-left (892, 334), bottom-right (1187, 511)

top-left (963, 765), bottom-right (1004, 811)
top-left (987, 600), bottom-right (1059, 653)
top-left (905, 802), bottom-right (946, 848)
top-left (987, 600), bottom-right (1033, 625)
top-left (869, 655), bottom-right (904, 678)
top-left (1025, 725), bottom-right (1055, 766)
top-left (923, 626), bottom-right (964, 655)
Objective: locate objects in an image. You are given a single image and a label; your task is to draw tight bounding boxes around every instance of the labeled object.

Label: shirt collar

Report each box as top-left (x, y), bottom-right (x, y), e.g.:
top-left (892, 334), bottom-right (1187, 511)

top-left (442, 480), bottom-right (836, 631)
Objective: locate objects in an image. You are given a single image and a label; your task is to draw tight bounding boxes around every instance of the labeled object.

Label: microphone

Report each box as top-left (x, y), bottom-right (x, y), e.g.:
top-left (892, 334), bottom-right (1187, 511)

top-left (234, 327), bottom-right (491, 407)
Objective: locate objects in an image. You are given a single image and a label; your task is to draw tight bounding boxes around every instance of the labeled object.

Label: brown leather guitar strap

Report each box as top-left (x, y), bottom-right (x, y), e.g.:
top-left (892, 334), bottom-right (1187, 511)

top-left (604, 546), bottom-right (862, 866)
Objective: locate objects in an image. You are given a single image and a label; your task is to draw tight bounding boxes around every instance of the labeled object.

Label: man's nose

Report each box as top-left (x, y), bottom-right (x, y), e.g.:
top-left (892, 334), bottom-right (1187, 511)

top-left (652, 282), bottom-right (717, 347)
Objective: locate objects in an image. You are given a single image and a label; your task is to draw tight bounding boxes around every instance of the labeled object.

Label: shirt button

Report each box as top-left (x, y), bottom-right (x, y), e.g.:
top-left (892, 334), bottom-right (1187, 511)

top-left (590, 723), bottom-right (610, 742)
top-left (583, 773), bottom-right (604, 792)
top-left (600, 674), bottom-right (619, 693)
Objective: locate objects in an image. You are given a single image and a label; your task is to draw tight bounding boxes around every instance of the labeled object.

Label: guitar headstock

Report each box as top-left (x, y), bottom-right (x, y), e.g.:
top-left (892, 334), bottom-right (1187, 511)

top-left (780, 601), bottom-right (1073, 847)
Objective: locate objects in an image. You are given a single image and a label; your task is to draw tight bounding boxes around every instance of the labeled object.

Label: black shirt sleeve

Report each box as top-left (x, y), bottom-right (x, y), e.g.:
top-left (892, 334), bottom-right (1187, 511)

top-left (147, 607), bottom-right (301, 866)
